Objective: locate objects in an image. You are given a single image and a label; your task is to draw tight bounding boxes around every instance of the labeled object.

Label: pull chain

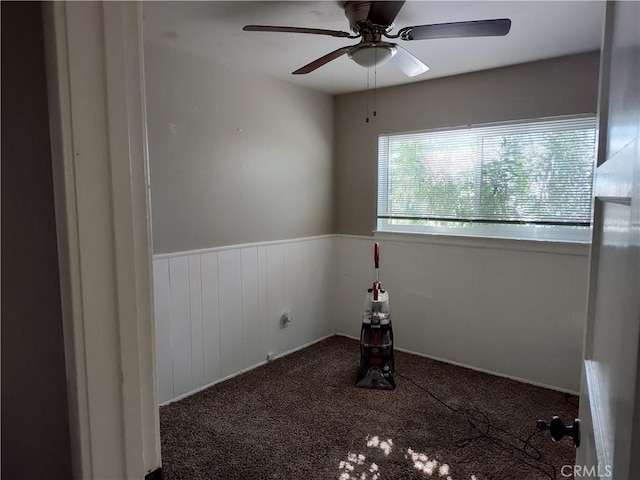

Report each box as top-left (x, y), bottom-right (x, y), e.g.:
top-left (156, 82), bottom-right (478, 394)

top-left (373, 60), bottom-right (377, 118)
top-left (366, 49), bottom-right (379, 123)
top-left (365, 66), bottom-right (371, 123)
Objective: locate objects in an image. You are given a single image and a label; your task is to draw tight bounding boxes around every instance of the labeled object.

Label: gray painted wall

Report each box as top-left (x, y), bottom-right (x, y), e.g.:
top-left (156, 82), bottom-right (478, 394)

top-left (334, 52), bottom-right (601, 235)
top-left (144, 43), bottom-right (334, 254)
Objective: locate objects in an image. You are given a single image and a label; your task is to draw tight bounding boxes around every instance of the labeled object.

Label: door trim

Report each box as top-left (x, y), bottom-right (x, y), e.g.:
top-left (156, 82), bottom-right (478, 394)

top-left (43, 2), bottom-right (161, 478)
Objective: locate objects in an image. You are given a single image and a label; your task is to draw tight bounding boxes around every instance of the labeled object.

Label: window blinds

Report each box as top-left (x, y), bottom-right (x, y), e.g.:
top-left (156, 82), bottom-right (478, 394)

top-left (378, 116), bottom-right (597, 226)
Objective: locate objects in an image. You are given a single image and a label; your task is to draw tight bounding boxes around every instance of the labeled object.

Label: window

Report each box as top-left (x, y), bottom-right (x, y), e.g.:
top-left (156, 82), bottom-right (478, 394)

top-left (377, 116), bottom-right (597, 242)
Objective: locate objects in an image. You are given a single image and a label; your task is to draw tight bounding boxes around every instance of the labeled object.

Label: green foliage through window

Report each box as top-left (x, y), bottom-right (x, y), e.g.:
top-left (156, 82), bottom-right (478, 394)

top-left (378, 116), bottom-right (596, 235)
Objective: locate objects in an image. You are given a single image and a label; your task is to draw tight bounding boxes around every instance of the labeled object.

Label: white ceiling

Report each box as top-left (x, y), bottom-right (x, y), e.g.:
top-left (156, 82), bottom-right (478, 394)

top-left (142, 1), bottom-right (605, 95)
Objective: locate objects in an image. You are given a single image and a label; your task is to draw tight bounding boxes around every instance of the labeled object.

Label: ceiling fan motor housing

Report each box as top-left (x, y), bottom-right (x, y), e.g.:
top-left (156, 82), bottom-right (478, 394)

top-left (341, 1), bottom-right (392, 33)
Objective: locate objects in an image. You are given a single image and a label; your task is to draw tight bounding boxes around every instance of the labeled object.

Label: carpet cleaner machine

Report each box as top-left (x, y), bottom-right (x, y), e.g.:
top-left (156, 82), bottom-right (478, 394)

top-left (356, 242), bottom-right (396, 390)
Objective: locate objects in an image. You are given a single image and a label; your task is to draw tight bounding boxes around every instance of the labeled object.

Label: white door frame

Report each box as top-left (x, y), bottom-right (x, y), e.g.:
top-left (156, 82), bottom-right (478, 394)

top-left (43, 2), bottom-right (161, 478)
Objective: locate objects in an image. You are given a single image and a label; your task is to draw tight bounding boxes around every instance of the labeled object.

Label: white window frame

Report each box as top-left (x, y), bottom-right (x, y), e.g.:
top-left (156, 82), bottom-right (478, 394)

top-left (377, 115), bottom-right (597, 244)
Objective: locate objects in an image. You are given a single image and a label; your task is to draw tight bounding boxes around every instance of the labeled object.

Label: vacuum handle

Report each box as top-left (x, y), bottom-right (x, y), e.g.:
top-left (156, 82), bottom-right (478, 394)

top-left (374, 242), bottom-right (380, 269)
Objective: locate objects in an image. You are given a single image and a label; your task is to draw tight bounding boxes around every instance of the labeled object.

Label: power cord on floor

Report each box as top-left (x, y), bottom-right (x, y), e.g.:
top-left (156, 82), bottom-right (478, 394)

top-left (395, 371), bottom-right (560, 480)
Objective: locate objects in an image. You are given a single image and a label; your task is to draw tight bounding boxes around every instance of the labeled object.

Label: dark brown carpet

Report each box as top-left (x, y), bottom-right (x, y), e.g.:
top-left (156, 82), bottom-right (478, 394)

top-left (160, 336), bottom-right (577, 480)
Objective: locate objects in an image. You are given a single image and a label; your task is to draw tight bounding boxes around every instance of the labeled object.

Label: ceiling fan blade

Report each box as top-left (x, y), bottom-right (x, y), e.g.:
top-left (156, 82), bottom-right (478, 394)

top-left (292, 46), bottom-right (353, 74)
top-left (243, 25), bottom-right (353, 38)
top-left (400, 18), bottom-right (511, 41)
top-left (389, 45), bottom-right (429, 77)
top-left (367, 1), bottom-right (406, 26)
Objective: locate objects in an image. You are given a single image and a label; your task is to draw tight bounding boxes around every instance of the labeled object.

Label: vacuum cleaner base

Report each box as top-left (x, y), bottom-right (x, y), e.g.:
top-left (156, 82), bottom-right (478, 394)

top-left (355, 365), bottom-right (395, 390)
top-left (356, 322), bottom-right (395, 390)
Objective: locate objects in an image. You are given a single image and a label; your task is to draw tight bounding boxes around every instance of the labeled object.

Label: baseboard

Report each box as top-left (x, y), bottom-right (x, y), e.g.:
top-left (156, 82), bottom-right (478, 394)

top-left (271, 333), bottom-right (336, 361)
top-left (335, 332), bottom-right (579, 395)
top-left (338, 333), bottom-right (360, 342)
top-left (160, 330), bottom-right (578, 406)
top-left (160, 333), bottom-right (336, 406)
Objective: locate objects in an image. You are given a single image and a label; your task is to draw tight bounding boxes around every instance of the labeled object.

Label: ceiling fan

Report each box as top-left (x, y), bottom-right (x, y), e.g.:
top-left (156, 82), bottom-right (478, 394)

top-left (243, 1), bottom-right (511, 77)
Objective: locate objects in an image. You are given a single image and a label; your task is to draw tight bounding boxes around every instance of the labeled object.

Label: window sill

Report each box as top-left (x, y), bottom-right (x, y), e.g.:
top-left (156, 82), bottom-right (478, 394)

top-left (372, 229), bottom-right (591, 256)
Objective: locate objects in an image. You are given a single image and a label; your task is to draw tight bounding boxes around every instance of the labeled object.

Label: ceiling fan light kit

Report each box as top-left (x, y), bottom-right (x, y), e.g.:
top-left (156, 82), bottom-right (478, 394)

top-left (243, 1), bottom-right (511, 76)
top-left (348, 44), bottom-right (397, 68)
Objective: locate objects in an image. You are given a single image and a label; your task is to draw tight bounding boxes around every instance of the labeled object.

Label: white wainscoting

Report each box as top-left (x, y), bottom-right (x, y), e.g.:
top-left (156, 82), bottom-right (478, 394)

top-left (154, 233), bottom-right (589, 403)
top-left (334, 234), bottom-right (590, 393)
top-left (153, 235), bottom-right (334, 404)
